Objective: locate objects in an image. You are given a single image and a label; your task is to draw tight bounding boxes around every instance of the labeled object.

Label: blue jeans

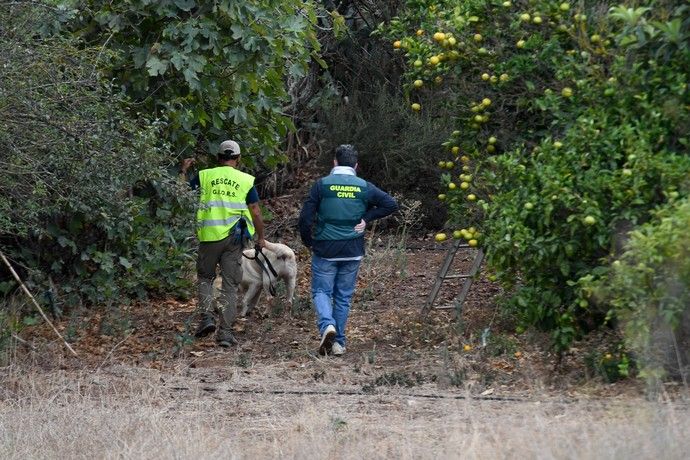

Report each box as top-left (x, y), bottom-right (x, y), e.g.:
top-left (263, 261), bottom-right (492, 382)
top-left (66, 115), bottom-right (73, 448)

top-left (311, 255), bottom-right (361, 347)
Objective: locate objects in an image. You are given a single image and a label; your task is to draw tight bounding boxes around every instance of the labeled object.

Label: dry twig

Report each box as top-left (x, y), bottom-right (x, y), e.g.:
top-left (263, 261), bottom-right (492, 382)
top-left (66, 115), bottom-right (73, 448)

top-left (0, 250), bottom-right (78, 357)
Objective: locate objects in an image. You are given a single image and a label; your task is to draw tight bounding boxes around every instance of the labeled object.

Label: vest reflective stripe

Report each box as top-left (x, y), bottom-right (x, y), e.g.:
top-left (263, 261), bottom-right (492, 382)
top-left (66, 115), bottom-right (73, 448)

top-left (314, 174), bottom-right (368, 241)
top-left (196, 166), bottom-right (255, 242)
top-left (198, 216), bottom-right (242, 228)
top-left (202, 201), bottom-right (249, 210)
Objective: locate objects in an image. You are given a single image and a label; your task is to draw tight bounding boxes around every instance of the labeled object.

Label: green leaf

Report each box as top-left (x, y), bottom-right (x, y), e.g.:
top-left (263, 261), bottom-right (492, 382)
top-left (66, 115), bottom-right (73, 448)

top-left (0, 281), bottom-right (16, 295)
top-left (23, 316), bottom-right (40, 326)
top-left (182, 67), bottom-right (200, 89)
top-left (174, 0), bottom-right (196, 12)
top-left (119, 257), bottom-right (133, 269)
top-left (146, 56), bottom-right (169, 76)
top-left (132, 47), bottom-right (149, 68)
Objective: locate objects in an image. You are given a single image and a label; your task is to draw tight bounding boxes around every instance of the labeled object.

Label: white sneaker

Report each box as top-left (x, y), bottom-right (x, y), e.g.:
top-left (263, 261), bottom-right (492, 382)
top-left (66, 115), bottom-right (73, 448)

top-left (331, 342), bottom-right (346, 356)
top-left (318, 325), bottom-right (336, 356)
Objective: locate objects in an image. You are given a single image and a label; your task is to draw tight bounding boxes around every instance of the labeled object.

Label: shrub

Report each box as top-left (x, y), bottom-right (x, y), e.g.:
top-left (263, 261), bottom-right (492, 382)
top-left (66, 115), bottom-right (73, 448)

top-left (381, 0), bottom-right (690, 352)
top-left (64, 0), bottom-right (321, 165)
top-left (0, 3), bottom-right (195, 311)
top-left (317, 86), bottom-right (455, 228)
top-left (584, 198), bottom-right (690, 386)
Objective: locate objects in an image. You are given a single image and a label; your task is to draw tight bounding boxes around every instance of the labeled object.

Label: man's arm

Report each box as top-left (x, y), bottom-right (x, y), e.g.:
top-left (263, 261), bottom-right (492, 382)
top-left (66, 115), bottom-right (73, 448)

top-left (248, 202), bottom-right (265, 249)
top-left (298, 181), bottom-right (321, 248)
top-left (362, 183), bottom-right (398, 224)
top-left (180, 158), bottom-right (200, 189)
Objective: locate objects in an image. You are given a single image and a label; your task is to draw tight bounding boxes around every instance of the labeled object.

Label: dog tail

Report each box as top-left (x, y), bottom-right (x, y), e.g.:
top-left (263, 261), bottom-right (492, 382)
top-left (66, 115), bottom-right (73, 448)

top-left (262, 240), bottom-right (296, 262)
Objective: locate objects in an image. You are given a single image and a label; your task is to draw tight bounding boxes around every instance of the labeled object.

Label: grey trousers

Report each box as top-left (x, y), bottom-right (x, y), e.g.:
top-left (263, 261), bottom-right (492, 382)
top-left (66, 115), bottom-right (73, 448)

top-left (197, 236), bottom-right (243, 332)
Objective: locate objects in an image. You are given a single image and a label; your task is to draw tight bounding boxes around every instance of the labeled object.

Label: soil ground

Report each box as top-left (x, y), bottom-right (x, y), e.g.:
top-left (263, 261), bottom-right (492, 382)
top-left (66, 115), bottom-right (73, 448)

top-left (10, 222), bottom-right (655, 400)
top-left (5, 176), bottom-right (690, 459)
top-left (5, 233), bottom-right (690, 458)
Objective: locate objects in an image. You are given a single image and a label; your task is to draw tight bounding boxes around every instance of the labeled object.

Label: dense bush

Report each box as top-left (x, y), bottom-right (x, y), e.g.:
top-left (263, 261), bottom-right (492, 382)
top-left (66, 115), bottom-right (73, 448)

top-left (318, 87), bottom-right (455, 228)
top-left (311, 1), bottom-right (455, 227)
top-left (585, 198), bottom-right (689, 385)
top-left (65, 0), bottom-right (321, 166)
top-left (382, 0), bottom-right (689, 353)
top-left (0, 3), bottom-right (195, 308)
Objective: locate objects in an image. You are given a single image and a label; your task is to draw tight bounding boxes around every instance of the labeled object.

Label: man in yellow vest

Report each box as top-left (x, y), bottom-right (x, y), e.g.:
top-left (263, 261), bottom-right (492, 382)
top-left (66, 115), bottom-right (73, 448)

top-left (181, 140), bottom-right (265, 347)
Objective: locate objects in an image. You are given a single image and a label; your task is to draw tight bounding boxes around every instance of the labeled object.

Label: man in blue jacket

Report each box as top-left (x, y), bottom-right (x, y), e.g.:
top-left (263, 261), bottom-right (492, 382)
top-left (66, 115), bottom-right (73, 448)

top-left (298, 144), bottom-right (398, 356)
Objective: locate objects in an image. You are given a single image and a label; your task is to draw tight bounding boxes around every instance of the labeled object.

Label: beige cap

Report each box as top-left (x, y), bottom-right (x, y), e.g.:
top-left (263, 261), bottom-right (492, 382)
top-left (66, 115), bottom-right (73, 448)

top-left (219, 140), bottom-right (241, 157)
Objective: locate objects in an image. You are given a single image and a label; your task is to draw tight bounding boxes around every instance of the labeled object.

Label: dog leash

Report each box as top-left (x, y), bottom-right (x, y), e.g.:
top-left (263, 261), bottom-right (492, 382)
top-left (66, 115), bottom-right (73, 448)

top-left (243, 247), bottom-right (278, 296)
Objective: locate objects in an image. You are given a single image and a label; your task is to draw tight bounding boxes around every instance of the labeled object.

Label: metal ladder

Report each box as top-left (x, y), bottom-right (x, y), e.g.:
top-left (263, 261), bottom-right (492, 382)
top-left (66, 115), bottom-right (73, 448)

top-left (421, 239), bottom-right (484, 315)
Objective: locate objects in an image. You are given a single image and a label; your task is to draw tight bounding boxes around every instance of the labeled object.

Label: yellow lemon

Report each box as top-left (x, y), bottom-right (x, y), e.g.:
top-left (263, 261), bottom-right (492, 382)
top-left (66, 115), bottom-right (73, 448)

top-left (433, 32), bottom-right (446, 42)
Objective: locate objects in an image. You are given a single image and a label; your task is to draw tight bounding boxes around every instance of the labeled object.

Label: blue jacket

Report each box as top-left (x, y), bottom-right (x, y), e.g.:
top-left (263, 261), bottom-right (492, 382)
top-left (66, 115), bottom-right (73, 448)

top-left (298, 166), bottom-right (398, 259)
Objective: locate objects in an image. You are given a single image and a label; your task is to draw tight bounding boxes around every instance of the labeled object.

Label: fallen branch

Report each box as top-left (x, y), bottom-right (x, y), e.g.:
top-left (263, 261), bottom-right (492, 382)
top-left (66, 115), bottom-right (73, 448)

top-left (11, 333), bottom-right (36, 351)
top-left (0, 250), bottom-right (78, 357)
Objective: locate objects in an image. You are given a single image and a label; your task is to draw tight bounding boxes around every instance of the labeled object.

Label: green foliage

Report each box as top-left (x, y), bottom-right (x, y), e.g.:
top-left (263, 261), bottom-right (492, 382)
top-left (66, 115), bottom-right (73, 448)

top-left (585, 198), bottom-right (690, 385)
top-left (64, 0), bottom-right (321, 164)
top-left (382, 0), bottom-right (689, 352)
top-left (485, 333), bottom-right (517, 357)
top-left (585, 349), bottom-right (632, 383)
top-left (318, 87), bottom-right (454, 228)
top-left (1, 3), bottom-right (195, 309)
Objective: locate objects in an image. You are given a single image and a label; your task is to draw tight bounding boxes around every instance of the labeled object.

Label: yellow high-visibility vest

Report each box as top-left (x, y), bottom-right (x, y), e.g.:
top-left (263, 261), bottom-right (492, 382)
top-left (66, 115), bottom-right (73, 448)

top-left (196, 166), bottom-right (255, 242)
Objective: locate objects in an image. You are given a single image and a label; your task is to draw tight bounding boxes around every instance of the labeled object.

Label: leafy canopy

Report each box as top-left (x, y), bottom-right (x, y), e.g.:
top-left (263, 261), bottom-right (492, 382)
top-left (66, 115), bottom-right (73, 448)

top-left (68, 0), bottom-right (321, 165)
top-left (382, 0), bottom-right (689, 354)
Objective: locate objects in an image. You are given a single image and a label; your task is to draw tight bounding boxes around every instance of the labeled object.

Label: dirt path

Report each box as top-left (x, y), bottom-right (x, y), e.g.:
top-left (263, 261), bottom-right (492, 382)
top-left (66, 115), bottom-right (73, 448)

top-left (17, 231), bottom-right (646, 400)
top-left (7, 225), bottom-right (690, 458)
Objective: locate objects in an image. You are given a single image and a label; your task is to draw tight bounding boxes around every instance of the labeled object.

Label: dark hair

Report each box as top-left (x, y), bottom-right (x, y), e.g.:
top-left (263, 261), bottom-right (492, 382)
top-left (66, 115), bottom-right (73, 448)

top-left (335, 144), bottom-right (358, 167)
top-left (218, 149), bottom-right (240, 161)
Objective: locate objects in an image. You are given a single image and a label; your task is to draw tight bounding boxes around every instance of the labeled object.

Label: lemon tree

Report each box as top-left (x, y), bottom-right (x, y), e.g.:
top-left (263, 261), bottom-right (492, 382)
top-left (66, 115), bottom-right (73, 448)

top-left (383, 0), bottom-right (690, 352)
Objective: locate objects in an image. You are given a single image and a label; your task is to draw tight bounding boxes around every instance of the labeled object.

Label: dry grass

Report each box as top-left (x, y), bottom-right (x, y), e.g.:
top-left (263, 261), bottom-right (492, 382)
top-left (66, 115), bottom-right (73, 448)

top-left (1, 364), bottom-right (688, 460)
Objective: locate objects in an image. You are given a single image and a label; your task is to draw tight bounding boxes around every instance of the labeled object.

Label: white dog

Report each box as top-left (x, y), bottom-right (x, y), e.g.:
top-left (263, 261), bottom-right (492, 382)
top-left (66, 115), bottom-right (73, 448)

top-left (239, 240), bottom-right (297, 317)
